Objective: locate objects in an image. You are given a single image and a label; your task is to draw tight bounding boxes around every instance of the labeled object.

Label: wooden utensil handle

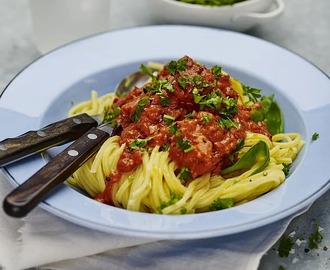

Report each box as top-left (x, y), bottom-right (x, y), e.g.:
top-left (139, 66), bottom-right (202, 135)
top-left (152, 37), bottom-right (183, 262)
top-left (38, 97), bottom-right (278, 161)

top-left (0, 113), bottom-right (97, 167)
top-left (3, 127), bottom-right (109, 217)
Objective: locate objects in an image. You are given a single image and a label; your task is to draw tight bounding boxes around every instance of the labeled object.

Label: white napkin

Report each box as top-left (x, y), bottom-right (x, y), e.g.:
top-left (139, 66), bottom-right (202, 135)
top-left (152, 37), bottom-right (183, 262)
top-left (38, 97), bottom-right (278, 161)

top-left (0, 170), bottom-right (309, 270)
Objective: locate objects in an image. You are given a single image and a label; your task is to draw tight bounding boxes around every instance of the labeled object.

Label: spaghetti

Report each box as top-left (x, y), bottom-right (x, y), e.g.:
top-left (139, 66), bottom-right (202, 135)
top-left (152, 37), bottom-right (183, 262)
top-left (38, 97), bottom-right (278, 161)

top-left (67, 56), bottom-right (304, 214)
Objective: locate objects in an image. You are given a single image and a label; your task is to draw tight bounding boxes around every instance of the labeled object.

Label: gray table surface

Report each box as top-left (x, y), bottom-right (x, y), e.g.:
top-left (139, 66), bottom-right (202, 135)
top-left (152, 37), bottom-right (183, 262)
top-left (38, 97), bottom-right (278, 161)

top-left (0, 0), bottom-right (329, 269)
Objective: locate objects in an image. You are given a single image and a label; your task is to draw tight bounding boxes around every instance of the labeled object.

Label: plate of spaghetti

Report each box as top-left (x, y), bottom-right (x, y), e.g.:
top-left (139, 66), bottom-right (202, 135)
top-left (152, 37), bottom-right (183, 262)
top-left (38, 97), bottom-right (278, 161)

top-left (1, 25), bottom-right (330, 239)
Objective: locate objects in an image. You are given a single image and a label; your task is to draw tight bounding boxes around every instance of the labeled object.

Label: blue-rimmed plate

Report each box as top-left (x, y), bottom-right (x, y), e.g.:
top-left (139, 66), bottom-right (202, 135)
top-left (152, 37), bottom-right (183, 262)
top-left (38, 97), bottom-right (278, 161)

top-left (1, 25), bottom-right (330, 239)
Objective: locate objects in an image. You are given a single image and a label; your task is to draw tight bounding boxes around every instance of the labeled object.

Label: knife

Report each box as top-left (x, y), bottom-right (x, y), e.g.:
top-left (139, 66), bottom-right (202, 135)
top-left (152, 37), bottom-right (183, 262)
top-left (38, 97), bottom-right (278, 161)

top-left (3, 123), bottom-right (120, 217)
top-left (0, 113), bottom-right (101, 167)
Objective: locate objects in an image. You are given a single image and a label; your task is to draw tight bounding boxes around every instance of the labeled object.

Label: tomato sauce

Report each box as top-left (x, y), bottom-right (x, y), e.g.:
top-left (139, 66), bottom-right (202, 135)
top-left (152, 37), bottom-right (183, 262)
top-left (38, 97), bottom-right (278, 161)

top-left (96, 55), bottom-right (271, 204)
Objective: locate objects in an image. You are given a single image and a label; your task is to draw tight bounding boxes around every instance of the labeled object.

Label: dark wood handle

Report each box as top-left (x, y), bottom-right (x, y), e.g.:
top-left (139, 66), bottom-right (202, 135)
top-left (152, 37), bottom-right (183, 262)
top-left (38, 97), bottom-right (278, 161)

top-left (0, 113), bottom-right (98, 167)
top-left (3, 127), bottom-right (109, 217)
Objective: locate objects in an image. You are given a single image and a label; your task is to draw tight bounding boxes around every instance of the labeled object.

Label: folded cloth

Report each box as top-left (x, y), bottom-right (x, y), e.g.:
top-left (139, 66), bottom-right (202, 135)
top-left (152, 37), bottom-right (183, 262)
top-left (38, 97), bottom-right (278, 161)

top-left (0, 170), bottom-right (308, 270)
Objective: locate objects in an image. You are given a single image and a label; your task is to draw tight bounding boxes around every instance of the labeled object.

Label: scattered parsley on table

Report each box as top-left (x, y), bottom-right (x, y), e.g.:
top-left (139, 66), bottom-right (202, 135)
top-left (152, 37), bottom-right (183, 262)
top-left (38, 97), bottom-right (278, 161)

top-left (277, 235), bottom-right (294, 257)
top-left (311, 132), bottom-right (319, 141)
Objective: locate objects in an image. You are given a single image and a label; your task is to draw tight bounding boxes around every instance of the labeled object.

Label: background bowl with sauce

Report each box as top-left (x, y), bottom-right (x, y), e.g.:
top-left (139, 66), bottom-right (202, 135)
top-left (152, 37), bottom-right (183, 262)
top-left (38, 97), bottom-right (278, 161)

top-left (149, 0), bottom-right (285, 32)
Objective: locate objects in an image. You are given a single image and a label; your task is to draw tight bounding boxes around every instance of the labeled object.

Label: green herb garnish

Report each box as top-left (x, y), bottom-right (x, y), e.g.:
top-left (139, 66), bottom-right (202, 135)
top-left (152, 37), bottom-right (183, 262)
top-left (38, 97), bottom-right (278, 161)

top-left (209, 197), bottom-right (234, 211)
top-left (159, 96), bottom-right (170, 107)
top-left (128, 137), bottom-right (153, 151)
top-left (185, 112), bottom-right (194, 119)
top-left (199, 91), bottom-right (222, 109)
top-left (177, 137), bottom-right (194, 153)
top-left (102, 105), bottom-right (120, 126)
top-left (308, 222), bottom-right (323, 250)
top-left (211, 65), bottom-right (222, 79)
top-left (219, 97), bottom-right (238, 118)
top-left (242, 84), bottom-right (262, 103)
top-left (217, 116), bottom-right (238, 129)
top-left (312, 132), bottom-right (319, 141)
top-left (157, 192), bottom-right (182, 213)
top-left (202, 115), bottom-right (212, 124)
top-left (192, 75), bottom-right (202, 86)
top-left (178, 77), bottom-right (187, 89)
top-left (178, 167), bottom-right (192, 181)
top-left (140, 64), bottom-right (155, 79)
top-left (161, 143), bottom-right (170, 151)
top-left (277, 235), bottom-right (294, 257)
top-left (168, 123), bottom-right (180, 136)
top-left (192, 88), bottom-right (205, 104)
top-left (166, 59), bottom-right (188, 75)
top-left (131, 97), bottom-right (149, 122)
top-left (163, 114), bottom-right (175, 125)
top-left (282, 163), bottom-right (290, 176)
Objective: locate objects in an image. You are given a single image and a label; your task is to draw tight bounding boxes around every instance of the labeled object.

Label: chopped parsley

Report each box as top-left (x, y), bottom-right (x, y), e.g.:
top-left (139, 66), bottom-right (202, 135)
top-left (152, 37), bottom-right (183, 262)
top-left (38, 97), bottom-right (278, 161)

top-left (211, 65), bottom-right (222, 79)
top-left (167, 60), bottom-right (177, 75)
top-left (219, 97), bottom-right (238, 116)
top-left (168, 123), bottom-right (180, 136)
top-left (178, 77), bottom-right (187, 89)
top-left (282, 163), bottom-right (290, 176)
top-left (277, 235), bottom-right (294, 257)
top-left (102, 105), bottom-right (120, 126)
top-left (167, 59), bottom-right (188, 75)
top-left (217, 116), bottom-right (238, 129)
top-left (202, 115), bottom-right (212, 124)
top-left (159, 96), bottom-right (170, 107)
top-left (192, 88), bottom-right (205, 104)
top-left (180, 208), bottom-right (187, 214)
top-left (178, 167), bottom-right (192, 181)
top-left (162, 80), bottom-right (175, 93)
top-left (308, 222), bottom-right (323, 250)
top-left (157, 192), bottom-right (182, 213)
top-left (199, 91), bottom-right (222, 109)
top-left (311, 132), bottom-right (319, 141)
top-left (177, 137), bottom-right (194, 153)
top-left (161, 143), bottom-right (170, 151)
top-left (185, 112), bottom-right (194, 119)
top-left (242, 84), bottom-right (262, 103)
top-left (128, 138), bottom-right (152, 151)
top-left (209, 197), bottom-right (234, 211)
top-left (145, 78), bottom-right (174, 94)
top-left (192, 75), bottom-right (202, 86)
top-left (131, 97), bottom-right (149, 122)
top-left (140, 64), bottom-right (156, 79)
top-left (163, 114), bottom-right (175, 125)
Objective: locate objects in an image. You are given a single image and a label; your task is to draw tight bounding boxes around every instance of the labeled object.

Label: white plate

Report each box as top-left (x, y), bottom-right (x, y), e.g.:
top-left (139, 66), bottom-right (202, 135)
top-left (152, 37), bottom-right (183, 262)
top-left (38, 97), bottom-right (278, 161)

top-left (1, 25), bottom-right (330, 239)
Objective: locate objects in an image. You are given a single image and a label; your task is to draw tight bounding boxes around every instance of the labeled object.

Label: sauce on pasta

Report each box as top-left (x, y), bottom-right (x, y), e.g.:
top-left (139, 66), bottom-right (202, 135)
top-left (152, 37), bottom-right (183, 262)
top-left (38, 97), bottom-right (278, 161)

top-left (96, 56), bottom-right (272, 204)
top-left (68, 56), bottom-right (304, 214)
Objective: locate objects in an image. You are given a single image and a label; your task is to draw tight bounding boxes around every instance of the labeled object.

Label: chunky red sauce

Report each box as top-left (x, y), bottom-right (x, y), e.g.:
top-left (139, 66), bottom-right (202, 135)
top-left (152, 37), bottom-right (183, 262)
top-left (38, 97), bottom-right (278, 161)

top-left (95, 56), bottom-right (270, 204)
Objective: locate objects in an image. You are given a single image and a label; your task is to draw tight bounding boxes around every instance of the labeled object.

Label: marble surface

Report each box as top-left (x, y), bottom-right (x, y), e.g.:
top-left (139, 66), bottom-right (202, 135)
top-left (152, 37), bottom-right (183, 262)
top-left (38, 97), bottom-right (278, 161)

top-left (0, 0), bottom-right (329, 269)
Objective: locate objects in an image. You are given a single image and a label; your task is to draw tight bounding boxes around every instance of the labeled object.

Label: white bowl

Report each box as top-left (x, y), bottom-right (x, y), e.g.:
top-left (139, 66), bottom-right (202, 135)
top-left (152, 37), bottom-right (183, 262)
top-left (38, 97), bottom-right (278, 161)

top-left (149, 0), bottom-right (285, 32)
